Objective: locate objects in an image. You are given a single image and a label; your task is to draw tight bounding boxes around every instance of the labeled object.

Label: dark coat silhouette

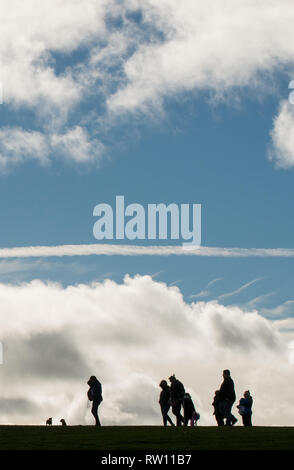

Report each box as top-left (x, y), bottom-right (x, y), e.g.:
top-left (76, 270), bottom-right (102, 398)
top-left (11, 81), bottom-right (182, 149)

top-left (212, 390), bottom-right (223, 426)
top-left (170, 377), bottom-right (185, 402)
top-left (87, 376), bottom-right (103, 426)
top-left (219, 376), bottom-right (236, 402)
top-left (219, 371), bottom-right (237, 426)
top-left (159, 380), bottom-right (174, 426)
top-left (169, 375), bottom-right (185, 426)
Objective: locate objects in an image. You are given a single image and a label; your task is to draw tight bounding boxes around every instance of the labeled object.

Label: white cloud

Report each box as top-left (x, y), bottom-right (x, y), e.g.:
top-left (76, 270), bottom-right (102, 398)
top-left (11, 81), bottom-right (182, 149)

top-left (0, 1), bottom-right (294, 169)
top-left (0, 126), bottom-right (104, 169)
top-left (0, 0), bottom-right (110, 111)
top-left (0, 275), bottom-right (293, 426)
top-left (50, 126), bottom-right (104, 163)
top-left (107, 0), bottom-right (294, 113)
top-left (0, 127), bottom-right (49, 169)
top-left (269, 100), bottom-right (294, 168)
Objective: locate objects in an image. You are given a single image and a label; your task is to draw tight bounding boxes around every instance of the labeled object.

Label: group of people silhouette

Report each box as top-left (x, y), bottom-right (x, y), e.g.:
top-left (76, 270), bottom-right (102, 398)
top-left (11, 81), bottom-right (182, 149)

top-left (50, 370), bottom-right (253, 427)
top-left (159, 370), bottom-right (253, 427)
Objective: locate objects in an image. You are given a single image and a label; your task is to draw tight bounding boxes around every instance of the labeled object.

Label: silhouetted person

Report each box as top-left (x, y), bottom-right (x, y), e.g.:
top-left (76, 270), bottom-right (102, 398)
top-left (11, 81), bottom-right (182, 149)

top-left (212, 390), bottom-right (224, 426)
top-left (87, 375), bottom-right (103, 426)
top-left (237, 390), bottom-right (253, 426)
top-left (60, 419), bottom-right (67, 426)
top-left (219, 369), bottom-right (237, 426)
top-left (169, 374), bottom-right (185, 426)
top-left (183, 393), bottom-right (196, 426)
top-left (46, 417), bottom-right (52, 426)
top-left (159, 380), bottom-right (175, 426)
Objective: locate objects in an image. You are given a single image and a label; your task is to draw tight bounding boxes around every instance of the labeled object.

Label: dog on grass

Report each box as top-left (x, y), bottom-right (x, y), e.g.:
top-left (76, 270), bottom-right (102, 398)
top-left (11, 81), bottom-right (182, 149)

top-left (46, 417), bottom-right (52, 426)
top-left (60, 419), bottom-right (67, 426)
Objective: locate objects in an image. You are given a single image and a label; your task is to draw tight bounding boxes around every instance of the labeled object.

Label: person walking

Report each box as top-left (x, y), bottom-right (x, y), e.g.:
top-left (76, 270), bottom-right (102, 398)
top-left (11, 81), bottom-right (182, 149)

top-left (169, 374), bottom-right (185, 426)
top-left (218, 370), bottom-right (237, 426)
top-left (87, 375), bottom-right (103, 426)
top-left (212, 390), bottom-right (224, 426)
top-left (237, 390), bottom-right (253, 426)
top-left (159, 380), bottom-right (175, 426)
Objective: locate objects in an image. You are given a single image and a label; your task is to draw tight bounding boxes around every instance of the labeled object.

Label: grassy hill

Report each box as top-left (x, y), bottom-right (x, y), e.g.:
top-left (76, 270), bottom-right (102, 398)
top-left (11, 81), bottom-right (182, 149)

top-left (0, 425), bottom-right (293, 450)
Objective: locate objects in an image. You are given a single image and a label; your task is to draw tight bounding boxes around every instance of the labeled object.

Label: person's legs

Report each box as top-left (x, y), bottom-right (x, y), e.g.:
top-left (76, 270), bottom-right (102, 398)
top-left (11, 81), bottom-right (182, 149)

top-left (216, 413), bottom-right (224, 426)
top-left (172, 401), bottom-right (184, 426)
top-left (225, 401), bottom-right (237, 425)
top-left (184, 413), bottom-right (191, 426)
top-left (91, 400), bottom-right (101, 426)
top-left (219, 401), bottom-right (229, 425)
top-left (161, 406), bottom-right (167, 426)
top-left (243, 413), bottom-right (252, 426)
top-left (230, 403), bottom-right (238, 425)
top-left (220, 401), bottom-right (236, 425)
top-left (165, 405), bottom-right (175, 426)
top-left (161, 405), bottom-right (174, 426)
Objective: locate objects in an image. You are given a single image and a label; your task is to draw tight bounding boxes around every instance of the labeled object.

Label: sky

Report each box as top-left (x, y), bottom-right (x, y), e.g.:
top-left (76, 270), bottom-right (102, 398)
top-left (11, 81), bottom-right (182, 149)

top-left (0, 0), bottom-right (294, 426)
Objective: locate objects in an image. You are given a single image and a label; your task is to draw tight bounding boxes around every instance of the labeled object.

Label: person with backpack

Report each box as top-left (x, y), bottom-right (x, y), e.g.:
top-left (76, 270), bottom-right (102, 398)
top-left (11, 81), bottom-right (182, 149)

top-left (169, 374), bottom-right (185, 426)
top-left (87, 375), bottom-right (103, 426)
top-left (237, 390), bottom-right (253, 426)
top-left (159, 380), bottom-right (175, 426)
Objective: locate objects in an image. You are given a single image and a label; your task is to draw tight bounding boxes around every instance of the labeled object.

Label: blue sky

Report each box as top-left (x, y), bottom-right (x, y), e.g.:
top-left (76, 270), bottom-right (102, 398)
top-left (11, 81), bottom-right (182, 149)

top-left (1, 0), bottom-right (294, 426)
top-left (1, 77), bottom-right (294, 314)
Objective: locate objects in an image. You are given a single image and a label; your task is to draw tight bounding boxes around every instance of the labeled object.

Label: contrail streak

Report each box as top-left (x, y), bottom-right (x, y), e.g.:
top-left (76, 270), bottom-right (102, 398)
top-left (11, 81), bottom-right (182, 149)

top-left (0, 244), bottom-right (294, 258)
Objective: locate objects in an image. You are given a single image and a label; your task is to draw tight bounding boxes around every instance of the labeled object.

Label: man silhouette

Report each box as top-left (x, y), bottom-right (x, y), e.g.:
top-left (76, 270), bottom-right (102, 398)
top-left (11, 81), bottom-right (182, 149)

top-left (218, 369), bottom-right (237, 426)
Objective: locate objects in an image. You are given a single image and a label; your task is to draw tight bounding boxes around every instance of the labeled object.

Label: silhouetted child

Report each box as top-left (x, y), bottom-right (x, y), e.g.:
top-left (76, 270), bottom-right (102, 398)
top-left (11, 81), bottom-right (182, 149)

top-left (237, 390), bottom-right (253, 426)
top-left (183, 393), bottom-right (196, 426)
top-left (212, 390), bottom-right (224, 426)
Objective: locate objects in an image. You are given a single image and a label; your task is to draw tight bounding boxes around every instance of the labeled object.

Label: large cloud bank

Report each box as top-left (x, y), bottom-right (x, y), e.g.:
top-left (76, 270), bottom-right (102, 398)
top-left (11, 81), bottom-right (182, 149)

top-left (0, 274), bottom-right (293, 426)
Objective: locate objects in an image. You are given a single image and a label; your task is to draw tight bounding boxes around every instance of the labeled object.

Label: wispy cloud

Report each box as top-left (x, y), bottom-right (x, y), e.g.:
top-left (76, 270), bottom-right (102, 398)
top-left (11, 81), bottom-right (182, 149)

top-left (1, 244), bottom-right (294, 258)
top-left (218, 278), bottom-right (264, 301)
top-left (190, 277), bottom-right (223, 299)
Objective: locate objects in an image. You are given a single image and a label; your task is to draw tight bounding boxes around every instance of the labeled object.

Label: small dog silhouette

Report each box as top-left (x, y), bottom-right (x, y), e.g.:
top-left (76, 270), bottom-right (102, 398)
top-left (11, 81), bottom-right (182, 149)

top-left (46, 417), bottom-right (52, 426)
top-left (60, 419), bottom-right (67, 426)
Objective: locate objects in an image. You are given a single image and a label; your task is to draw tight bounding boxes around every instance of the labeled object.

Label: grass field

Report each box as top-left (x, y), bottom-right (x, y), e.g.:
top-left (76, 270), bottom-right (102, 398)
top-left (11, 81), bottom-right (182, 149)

top-left (0, 426), bottom-right (293, 450)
